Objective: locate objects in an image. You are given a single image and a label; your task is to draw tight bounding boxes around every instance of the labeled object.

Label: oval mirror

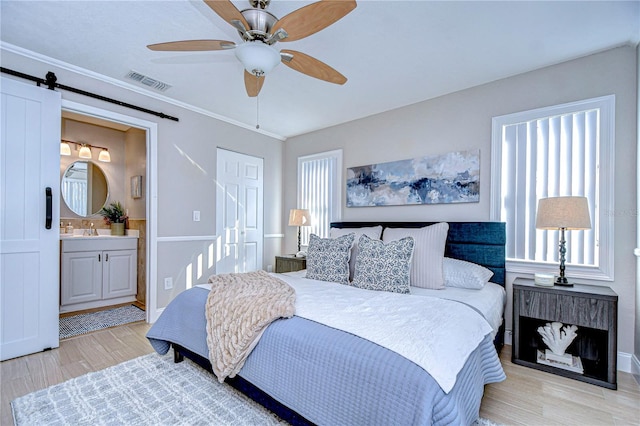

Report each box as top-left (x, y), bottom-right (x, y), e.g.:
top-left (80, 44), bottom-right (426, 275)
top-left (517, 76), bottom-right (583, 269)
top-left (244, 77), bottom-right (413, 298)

top-left (61, 161), bottom-right (109, 217)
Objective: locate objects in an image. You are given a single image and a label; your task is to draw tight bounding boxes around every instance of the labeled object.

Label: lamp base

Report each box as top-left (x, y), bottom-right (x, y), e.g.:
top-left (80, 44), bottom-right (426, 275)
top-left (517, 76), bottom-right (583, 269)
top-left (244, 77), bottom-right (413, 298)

top-left (554, 276), bottom-right (573, 287)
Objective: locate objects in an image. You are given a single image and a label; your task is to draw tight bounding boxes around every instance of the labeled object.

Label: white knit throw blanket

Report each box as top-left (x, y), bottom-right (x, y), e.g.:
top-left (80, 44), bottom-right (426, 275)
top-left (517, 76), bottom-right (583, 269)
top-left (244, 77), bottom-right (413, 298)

top-left (206, 270), bottom-right (296, 382)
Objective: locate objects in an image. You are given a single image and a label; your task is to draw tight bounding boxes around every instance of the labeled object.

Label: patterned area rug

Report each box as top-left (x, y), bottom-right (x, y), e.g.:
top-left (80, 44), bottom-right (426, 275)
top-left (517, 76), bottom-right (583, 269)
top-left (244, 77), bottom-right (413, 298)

top-left (59, 305), bottom-right (145, 339)
top-left (11, 351), bottom-right (502, 426)
top-left (11, 353), bottom-right (285, 426)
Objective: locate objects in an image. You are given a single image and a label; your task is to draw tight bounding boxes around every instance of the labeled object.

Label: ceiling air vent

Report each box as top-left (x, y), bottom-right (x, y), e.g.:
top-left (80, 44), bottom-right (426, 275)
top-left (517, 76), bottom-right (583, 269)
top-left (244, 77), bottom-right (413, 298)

top-left (125, 70), bottom-right (171, 92)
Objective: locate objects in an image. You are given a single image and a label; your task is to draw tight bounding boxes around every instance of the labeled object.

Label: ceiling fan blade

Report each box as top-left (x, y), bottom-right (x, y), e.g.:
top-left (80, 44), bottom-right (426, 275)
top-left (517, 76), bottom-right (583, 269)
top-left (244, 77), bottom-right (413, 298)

top-left (147, 40), bottom-right (235, 51)
top-left (244, 70), bottom-right (265, 97)
top-left (203, 0), bottom-right (250, 31)
top-left (272, 0), bottom-right (357, 42)
top-left (280, 49), bottom-right (347, 85)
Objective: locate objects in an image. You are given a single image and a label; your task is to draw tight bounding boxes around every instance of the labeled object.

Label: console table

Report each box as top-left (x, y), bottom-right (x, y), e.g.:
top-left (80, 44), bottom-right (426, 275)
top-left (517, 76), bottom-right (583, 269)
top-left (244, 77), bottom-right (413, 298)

top-left (512, 277), bottom-right (618, 389)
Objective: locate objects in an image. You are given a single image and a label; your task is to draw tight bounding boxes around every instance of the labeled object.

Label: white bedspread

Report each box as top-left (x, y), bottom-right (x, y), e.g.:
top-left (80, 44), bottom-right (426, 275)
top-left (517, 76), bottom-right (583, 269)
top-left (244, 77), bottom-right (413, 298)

top-left (197, 272), bottom-right (496, 393)
top-left (282, 269), bottom-right (505, 337)
top-left (411, 283), bottom-right (505, 337)
top-left (276, 273), bottom-right (493, 393)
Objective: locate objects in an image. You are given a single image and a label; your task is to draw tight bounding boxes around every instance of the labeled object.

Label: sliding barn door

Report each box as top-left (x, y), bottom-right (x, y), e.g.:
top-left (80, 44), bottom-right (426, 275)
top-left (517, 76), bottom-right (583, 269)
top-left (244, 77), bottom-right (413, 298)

top-left (1, 77), bottom-right (61, 360)
top-left (216, 149), bottom-right (263, 274)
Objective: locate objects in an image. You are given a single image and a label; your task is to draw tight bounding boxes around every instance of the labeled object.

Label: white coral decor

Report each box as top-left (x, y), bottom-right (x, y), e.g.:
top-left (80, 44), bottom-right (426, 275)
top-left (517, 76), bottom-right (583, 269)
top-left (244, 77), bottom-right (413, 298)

top-left (537, 322), bottom-right (578, 355)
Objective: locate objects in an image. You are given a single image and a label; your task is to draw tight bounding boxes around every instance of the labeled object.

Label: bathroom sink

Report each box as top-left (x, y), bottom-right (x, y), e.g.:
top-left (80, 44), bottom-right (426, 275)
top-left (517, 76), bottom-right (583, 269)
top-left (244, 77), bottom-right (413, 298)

top-left (60, 230), bottom-right (138, 239)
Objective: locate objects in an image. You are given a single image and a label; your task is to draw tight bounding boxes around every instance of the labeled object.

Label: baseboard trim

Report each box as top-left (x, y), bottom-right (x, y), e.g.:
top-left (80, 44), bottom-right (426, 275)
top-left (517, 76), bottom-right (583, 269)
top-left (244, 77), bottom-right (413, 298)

top-left (59, 296), bottom-right (136, 314)
top-left (149, 306), bottom-right (165, 324)
top-left (618, 352), bottom-right (633, 373)
top-left (631, 353), bottom-right (640, 375)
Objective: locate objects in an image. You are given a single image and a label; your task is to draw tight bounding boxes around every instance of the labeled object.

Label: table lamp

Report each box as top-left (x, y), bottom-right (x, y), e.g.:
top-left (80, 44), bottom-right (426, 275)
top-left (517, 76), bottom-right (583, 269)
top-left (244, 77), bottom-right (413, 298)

top-left (288, 209), bottom-right (311, 253)
top-left (535, 196), bottom-right (591, 286)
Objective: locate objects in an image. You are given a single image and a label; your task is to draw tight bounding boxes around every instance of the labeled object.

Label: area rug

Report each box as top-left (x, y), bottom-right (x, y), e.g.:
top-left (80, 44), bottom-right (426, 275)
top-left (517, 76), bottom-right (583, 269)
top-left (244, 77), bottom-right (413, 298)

top-left (59, 304), bottom-right (145, 339)
top-left (11, 353), bottom-right (285, 426)
top-left (11, 351), bottom-right (502, 426)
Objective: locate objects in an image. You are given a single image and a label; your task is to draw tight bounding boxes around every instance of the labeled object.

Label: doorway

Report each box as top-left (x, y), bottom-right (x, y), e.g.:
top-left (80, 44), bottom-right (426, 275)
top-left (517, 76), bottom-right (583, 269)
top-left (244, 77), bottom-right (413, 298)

top-left (216, 148), bottom-right (264, 274)
top-left (61, 100), bottom-right (159, 323)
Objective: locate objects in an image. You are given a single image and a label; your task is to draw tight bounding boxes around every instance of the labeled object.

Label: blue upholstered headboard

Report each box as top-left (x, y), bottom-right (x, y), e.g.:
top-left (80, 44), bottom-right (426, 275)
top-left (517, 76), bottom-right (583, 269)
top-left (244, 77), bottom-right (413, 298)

top-left (329, 221), bottom-right (506, 287)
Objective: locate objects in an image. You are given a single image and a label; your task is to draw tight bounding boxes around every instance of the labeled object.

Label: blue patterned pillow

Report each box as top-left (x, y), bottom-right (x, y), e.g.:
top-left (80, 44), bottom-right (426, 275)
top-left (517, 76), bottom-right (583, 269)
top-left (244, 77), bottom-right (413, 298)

top-left (306, 233), bottom-right (355, 284)
top-left (352, 234), bottom-right (415, 294)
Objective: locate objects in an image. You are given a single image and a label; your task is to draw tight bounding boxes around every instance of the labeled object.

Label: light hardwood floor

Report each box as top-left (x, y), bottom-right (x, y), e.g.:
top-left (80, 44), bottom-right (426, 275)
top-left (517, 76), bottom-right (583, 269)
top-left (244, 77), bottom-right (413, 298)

top-left (1, 325), bottom-right (638, 426)
top-left (481, 345), bottom-right (639, 425)
top-left (0, 322), bottom-right (153, 426)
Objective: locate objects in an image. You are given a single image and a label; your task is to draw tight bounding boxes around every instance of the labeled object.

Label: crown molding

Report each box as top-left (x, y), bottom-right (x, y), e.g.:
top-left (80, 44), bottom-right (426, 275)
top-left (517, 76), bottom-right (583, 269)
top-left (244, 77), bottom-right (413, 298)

top-left (0, 42), bottom-right (286, 141)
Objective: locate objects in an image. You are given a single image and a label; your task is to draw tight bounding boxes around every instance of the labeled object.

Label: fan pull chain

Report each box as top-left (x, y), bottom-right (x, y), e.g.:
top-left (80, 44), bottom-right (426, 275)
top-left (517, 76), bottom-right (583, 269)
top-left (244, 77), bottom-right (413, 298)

top-left (256, 94), bottom-right (260, 129)
top-left (255, 75), bottom-right (260, 129)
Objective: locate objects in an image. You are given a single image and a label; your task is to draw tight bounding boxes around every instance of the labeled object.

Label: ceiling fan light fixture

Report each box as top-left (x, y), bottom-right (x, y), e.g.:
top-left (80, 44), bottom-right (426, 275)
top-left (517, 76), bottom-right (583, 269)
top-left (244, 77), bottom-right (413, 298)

top-left (235, 41), bottom-right (281, 76)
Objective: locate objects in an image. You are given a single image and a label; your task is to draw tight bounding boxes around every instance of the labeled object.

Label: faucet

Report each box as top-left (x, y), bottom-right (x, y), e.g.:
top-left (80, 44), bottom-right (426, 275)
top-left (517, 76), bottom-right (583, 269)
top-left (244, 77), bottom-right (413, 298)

top-left (83, 223), bottom-right (95, 236)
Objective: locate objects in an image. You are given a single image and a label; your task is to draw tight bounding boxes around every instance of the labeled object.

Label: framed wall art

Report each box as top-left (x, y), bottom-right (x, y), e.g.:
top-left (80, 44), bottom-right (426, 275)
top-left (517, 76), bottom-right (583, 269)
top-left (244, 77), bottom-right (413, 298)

top-left (346, 149), bottom-right (479, 207)
top-left (131, 175), bottom-right (143, 199)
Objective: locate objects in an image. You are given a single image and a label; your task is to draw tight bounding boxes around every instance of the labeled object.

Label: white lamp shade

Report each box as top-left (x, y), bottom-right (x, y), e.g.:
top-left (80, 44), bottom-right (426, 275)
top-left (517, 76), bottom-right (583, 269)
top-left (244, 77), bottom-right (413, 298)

top-left (60, 142), bottom-right (71, 156)
top-left (536, 196), bottom-right (592, 230)
top-left (98, 149), bottom-right (111, 162)
top-left (288, 209), bottom-right (311, 227)
top-left (235, 41), bottom-right (281, 75)
top-left (78, 145), bottom-right (92, 159)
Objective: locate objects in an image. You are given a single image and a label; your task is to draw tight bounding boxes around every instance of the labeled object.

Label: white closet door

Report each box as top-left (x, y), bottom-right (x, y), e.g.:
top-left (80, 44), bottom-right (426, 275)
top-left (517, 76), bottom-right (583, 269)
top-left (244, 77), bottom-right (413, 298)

top-left (1, 77), bottom-right (61, 360)
top-left (216, 149), bottom-right (263, 274)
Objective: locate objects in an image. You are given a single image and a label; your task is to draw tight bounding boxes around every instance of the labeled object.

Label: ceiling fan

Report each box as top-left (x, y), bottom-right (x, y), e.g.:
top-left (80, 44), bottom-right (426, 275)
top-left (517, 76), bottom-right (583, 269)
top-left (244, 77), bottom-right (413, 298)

top-left (147, 0), bottom-right (357, 97)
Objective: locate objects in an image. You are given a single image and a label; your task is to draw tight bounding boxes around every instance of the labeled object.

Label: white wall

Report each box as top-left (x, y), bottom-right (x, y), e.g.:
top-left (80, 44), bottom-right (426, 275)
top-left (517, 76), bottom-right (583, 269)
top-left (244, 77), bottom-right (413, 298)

top-left (284, 46), bottom-right (638, 356)
top-left (1, 48), bottom-right (285, 310)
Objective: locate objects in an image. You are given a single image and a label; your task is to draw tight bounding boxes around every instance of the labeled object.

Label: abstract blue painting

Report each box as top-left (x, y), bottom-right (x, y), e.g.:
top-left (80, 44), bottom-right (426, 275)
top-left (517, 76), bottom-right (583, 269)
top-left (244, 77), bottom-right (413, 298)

top-left (346, 149), bottom-right (480, 207)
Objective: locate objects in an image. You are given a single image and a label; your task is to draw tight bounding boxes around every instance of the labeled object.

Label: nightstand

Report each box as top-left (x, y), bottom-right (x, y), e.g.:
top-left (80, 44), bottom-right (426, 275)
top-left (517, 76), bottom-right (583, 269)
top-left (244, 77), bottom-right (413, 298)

top-left (512, 277), bottom-right (618, 389)
top-left (275, 255), bottom-right (306, 273)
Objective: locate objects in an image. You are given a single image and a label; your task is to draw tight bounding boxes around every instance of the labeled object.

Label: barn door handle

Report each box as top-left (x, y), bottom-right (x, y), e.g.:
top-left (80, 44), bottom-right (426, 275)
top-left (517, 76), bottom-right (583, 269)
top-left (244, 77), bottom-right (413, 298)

top-left (45, 187), bottom-right (52, 229)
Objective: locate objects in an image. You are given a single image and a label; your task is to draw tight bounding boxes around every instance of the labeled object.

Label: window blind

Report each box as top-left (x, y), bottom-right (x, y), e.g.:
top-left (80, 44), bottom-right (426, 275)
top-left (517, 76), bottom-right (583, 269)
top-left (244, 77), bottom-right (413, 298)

top-left (501, 110), bottom-right (599, 267)
top-left (298, 150), bottom-right (341, 245)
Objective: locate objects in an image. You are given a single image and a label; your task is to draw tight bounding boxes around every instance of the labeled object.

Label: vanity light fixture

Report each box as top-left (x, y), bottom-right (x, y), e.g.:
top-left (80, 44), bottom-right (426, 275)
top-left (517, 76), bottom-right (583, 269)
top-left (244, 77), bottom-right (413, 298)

top-left (60, 141), bottom-right (71, 156)
top-left (61, 139), bottom-right (112, 162)
top-left (78, 144), bottom-right (92, 159)
top-left (98, 149), bottom-right (111, 163)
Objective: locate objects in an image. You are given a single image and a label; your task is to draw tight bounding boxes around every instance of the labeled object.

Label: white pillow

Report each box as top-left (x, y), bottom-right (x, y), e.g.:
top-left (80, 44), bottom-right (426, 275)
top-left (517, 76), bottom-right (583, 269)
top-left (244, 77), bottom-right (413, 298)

top-left (330, 226), bottom-right (383, 281)
top-left (382, 222), bottom-right (449, 289)
top-left (443, 257), bottom-right (494, 289)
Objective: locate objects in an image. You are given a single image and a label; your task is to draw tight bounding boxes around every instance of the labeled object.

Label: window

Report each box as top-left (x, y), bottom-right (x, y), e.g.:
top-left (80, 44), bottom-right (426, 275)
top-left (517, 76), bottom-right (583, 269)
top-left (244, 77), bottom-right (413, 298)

top-left (490, 95), bottom-right (614, 280)
top-left (297, 150), bottom-right (343, 245)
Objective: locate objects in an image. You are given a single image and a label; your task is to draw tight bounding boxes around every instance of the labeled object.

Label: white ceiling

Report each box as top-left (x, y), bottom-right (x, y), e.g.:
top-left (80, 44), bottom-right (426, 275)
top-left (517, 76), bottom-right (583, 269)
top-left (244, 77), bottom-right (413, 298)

top-left (1, 1), bottom-right (639, 139)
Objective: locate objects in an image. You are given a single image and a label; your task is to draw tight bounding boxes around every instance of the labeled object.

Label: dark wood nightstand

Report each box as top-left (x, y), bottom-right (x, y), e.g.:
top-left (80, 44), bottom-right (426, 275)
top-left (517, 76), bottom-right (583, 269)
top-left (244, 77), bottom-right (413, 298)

top-left (275, 255), bottom-right (306, 273)
top-left (512, 277), bottom-right (618, 389)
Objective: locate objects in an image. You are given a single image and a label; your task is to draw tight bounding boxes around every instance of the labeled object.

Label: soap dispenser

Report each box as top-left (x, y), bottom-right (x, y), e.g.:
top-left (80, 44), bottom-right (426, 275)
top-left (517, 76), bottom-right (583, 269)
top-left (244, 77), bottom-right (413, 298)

top-left (60, 221), bottom-right (65, 234)
top-left (65, 222), bottom-right (74, 234)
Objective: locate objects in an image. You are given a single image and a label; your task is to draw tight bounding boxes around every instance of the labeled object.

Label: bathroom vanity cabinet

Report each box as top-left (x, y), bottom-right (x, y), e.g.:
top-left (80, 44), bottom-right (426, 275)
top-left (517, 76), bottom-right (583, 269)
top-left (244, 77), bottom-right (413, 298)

top-left (60, 235), bottom-right (138, 313)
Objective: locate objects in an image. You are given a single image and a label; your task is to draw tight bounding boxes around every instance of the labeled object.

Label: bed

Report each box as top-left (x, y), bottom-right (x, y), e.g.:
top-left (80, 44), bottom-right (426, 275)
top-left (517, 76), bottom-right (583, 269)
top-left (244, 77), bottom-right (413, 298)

top-left (147, 221), bottom-right (506, 425)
